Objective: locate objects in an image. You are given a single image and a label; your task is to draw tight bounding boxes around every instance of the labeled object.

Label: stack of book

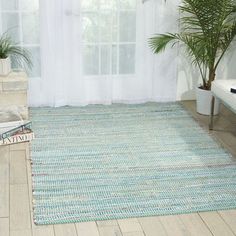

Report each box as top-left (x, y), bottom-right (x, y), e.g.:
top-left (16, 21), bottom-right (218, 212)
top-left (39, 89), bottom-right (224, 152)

top-left (0, 110), bottom-right (34, 146)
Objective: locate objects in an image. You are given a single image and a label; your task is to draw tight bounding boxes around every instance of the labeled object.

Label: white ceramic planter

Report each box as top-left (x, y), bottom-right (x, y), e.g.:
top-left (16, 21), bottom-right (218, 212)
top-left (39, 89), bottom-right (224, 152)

top-left (0, 57), bottom-right (11, 76)
top-left (196, 87), bottom-right (220, 115)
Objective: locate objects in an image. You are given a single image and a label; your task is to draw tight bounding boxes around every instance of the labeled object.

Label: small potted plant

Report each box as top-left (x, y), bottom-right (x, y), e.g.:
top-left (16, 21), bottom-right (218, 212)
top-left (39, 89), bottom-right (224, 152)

top-left (149, 0), bottom-right (236, 115)
top-left (0, 32), bottom-right (32, 76)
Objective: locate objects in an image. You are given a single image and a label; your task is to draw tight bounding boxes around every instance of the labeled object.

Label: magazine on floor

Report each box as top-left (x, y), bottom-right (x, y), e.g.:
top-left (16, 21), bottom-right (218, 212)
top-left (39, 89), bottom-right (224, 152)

top-left (0, 109), bottom-right (34, 146)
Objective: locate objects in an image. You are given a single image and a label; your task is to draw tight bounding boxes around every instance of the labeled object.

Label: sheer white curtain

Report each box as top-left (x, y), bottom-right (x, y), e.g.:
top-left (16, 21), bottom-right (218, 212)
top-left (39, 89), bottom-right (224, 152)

top-left (29, 0), bottom-right (179, 107)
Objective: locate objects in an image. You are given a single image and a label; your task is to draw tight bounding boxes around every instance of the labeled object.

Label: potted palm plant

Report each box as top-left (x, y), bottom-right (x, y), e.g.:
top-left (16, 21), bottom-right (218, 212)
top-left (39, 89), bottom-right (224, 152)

top-left (149, 0), bottom-right (236, 115)
top-left (0, 32), bottom-right (32, 76)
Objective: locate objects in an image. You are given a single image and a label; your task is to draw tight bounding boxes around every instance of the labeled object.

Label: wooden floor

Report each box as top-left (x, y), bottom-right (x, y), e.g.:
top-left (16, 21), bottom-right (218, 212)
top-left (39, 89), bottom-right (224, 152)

top-left (0, 101), bottom-right (236, 236)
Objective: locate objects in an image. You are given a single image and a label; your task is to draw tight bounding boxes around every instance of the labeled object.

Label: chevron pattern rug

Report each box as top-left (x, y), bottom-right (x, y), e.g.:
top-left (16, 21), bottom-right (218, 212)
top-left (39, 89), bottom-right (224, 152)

top-left (30, 103), bottom-right (236, 225)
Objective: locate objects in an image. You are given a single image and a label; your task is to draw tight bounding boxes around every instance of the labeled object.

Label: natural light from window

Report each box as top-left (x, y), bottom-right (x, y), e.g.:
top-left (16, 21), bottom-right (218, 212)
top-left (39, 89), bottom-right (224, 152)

top-left (81, 0), bottom-right (137, 76)
top-left (0, 0), bottom-right (41, 78)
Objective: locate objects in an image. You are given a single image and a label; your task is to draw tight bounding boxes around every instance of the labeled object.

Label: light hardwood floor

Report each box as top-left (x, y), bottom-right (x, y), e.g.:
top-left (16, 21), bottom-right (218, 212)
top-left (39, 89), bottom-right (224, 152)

top-left (0, 101), bottom-right (236, 236)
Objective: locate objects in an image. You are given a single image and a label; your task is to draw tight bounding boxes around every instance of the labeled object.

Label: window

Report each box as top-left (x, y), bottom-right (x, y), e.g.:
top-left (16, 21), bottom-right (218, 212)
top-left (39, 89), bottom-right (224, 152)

top-left (0, 0), bottom-right (41, 78)
top-left (81, 0), bottom-right (137, 76)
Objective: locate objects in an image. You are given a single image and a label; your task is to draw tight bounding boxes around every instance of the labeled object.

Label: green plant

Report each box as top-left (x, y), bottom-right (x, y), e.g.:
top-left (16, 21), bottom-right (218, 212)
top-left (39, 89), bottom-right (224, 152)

top-left (149, 0), bottom-right (236, 90)
top-left (0, 32), bottom-right (32, 69)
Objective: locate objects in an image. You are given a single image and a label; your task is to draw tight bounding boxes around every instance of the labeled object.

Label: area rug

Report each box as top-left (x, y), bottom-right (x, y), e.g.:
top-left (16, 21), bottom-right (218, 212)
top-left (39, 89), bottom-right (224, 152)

top-left (30, 103), bottom-right (236, 225)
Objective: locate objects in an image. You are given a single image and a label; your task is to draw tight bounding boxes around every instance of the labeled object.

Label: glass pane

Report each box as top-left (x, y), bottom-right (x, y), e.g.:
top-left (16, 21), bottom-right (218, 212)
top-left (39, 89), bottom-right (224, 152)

top-left (82, 13), bottom-right (99, 43)
top-left (119, 0), bottom-right (136, 9)
top-left (81, 0), bottom-right (98, 11)
top-left (112, 12), bottom-right (118, 42)
top-left (1, 0), bottom-right (19, 10)
top-left (112, 45), bottom-right (117, 74)
top-left (83, 45), bottom-right (99, 75)
top-left (119, 44), bottom-right (135, 74)
top-left (119, 11), bottom-right (136, 42)
top-left (20, 0), bottom-right (39, 11)
top-left (100, 12), bottom-right (113, 42)
top-left (2, 13), bottom-right (20, 42)
top-left (11, 54), bottom-right (21, 69)
top-left (22, 12), bottom-right (40, 44)
top-left (25, 46), bottom-right (41, 77)
top-left (101, 45), bottom-right (111, 75)
top-left (100, 0), bottom-right (117, 10)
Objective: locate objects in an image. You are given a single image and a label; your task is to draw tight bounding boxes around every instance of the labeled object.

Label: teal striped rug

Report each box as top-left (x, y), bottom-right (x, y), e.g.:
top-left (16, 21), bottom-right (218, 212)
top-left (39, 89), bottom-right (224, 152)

top-left (30, 103), bottom-right (236, 225)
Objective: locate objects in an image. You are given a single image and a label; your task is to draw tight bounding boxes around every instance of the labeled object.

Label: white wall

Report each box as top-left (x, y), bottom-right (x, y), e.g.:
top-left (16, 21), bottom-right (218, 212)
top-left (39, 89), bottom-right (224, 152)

top-left (176, 44), bottom-right (236, 101)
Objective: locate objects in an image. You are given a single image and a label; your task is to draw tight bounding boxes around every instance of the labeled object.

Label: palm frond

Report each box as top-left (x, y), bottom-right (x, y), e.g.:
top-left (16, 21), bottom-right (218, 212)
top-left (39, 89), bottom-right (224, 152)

top-left (149, 33), bottom-right (179, 54)
top-left (150, 0), bottom-right (236, 89)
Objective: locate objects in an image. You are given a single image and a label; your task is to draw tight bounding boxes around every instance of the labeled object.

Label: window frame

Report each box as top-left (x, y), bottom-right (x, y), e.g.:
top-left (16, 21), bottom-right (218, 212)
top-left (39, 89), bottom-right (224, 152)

top-left (0, 0), bottom-right (41, 79)
top-left (81, 0), bottom-right (137, 77)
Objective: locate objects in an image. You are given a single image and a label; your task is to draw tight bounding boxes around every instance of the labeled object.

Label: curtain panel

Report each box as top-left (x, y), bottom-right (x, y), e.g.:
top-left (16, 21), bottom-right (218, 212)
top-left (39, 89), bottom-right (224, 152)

top-left (29, 0), bottom-right (179, 106)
